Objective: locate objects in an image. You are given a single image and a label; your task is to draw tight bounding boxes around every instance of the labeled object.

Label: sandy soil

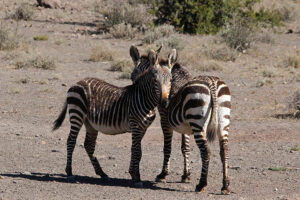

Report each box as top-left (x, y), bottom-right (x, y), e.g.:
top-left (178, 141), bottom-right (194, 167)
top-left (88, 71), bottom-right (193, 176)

top-left (0, 1), bottom-right (299, 199)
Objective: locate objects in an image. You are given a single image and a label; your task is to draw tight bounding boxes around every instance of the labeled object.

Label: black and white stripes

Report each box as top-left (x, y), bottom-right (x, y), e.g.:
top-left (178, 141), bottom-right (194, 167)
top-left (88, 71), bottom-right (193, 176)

top-left (52, 46), bottom-right (174, 186)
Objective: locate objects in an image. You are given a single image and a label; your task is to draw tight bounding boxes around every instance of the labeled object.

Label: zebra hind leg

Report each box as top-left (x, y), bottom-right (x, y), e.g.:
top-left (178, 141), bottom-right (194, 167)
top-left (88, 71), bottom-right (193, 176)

top-left (220, 138), bottom-right (230, 194)
top-left (66, 129), bottom-right (80, 179)
top-left (156, 128), bottom-right (173, 183)
top-left (84, 129), bottom-right (109, 179)
top-left (193, 132), bottom-right (211, 192)
top-left (181, 134), bottom-right (191, 183)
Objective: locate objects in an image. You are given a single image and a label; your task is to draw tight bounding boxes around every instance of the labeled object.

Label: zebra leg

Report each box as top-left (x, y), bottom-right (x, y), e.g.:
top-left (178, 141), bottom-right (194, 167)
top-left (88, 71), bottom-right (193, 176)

top-left (156, 127), bottom-right (173, 182)
top-left (220, 138), bottom-right (230, 194)
top-left (194, 132), bottom-right (210, 192)
top-left (66, 129), bottom-right (80, 177)
top-left (84, 130), bottom-right (109, 179)
top-left (129, 130), bottom-right (145, 187)
top-left (181, 134), bottom-right (191, 183)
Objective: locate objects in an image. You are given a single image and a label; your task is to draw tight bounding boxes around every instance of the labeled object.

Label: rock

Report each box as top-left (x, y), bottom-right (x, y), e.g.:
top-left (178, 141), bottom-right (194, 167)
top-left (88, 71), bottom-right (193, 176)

top-left (113, 164), bottom-right (117, 167)
top-left (274, 188), bottom-right (278, 191)
top-left (61, 83), bottom-right (67, 87)
top-left (37, 0), bottom-right (61, 9)
top-left (12, 180), bottom-right (17, 184)
top-left (51, 149), bottom-right (59, 152)
top-left (108, 156), bottom-right (115, 160)
top-left (0, 175), bottom-right (3, 179)
top-left (22, 171), bottom-right (31, 175)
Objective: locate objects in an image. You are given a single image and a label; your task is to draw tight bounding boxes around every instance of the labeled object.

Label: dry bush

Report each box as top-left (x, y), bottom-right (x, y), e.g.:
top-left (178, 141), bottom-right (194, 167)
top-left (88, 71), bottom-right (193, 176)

top-left (154, 34), bottom-right (185, 51)
top-left (279, 53), bottom-right (300, 69)
top-left (143, 24), bottom-right (175, 44)
top-left (0, 28), bottom-right (19, 50)
top-left (255, 31), bottom-right (275, 44)
top-left (15, 56), bottom-right (56, 70)
top-left (96, 1), bottom-right (153, 29)
top-left (119, 66), bottom-right (134, 79)
top-left (109, 23), bottom-right (137, 39)
top-left (11, 3), bottom-right (34, 21)
top-left (181, 52), bottom-right (223, 72)
top-left (202, 42), bottom-right (237, 62)
top-left (110, 59), bottom-right (133, 72)
top-left (289, 90), bottom-right (300, 118)
top-left (220, 15), bottom-right (254, 52)
top-left (89, 45), bottom-right (115, 62)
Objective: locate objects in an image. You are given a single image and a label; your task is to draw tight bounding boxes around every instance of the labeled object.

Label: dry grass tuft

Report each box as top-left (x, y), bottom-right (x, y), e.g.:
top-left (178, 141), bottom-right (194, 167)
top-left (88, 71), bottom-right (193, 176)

top-left (11, 3), bottom-right (34, 21)
top-left (110, 59), bottom-right (133, 72)
top-left (89, 45), bottom-right (115, 62)
top-left (15, 56), bottom-right (56, 70)
top-left (0, 28), bottom-right (19, 50)
top-left (279, 53), bottom-right (300, 69)
top-left (109, 23), bottom-right (137, 39)
top-left (143, 25), bottom-right (175, 44)
top-left (33, 35), bottom-right (49, 41)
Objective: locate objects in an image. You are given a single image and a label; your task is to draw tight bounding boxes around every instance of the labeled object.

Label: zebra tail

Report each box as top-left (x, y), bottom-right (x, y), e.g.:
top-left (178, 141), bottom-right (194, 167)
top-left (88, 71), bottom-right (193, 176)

top-left (207, 90), bottom-right (218, 142)
top-left (52, 100), bottom-right (67, 131)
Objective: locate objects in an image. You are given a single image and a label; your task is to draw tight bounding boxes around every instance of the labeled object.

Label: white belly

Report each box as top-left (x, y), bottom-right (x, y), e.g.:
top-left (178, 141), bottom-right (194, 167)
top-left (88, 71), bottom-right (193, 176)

top-left (90, 122), bottom-right (130, 135)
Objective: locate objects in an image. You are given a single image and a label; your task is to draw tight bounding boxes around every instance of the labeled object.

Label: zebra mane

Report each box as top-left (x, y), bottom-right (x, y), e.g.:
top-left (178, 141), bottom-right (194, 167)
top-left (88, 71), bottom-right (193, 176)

top-left (169, 63), bottom-right (192, 98)
top-left (133, 65), bottom-right (153, 83)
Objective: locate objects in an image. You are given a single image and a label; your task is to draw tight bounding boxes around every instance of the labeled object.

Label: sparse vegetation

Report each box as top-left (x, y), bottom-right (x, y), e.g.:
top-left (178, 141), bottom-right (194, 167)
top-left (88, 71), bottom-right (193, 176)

top-left (11, 3), bottom-right (34, 21)
top-left (202, 42), bottom-right (237, 62)
top-left (18, 77), bottom-right (30, 84)
top-left (109, 23), bottom-right (137, 39)
top-left (89, 45), bottom-right (115, 62)
top-left (0, 27), bottom-right (19, 50)
top-left (110, 59), bottom-right (133, 72)
top-left (220, 15), bottom-right (254, 52)
top-left (289, 90), bottom-right (300, 119)
top-left (290, 145), bottom-right (299, 152)
top-left (33, 35), bottom-right (49, 41)
top-left (95, 1), bottom-right (153, 30)
top-left (268, 167), bottom-right (287, 171)
top-left (15, 56), bottom-right (56, 70)
top-left (143, 25), bottom-right (175, 44)
top-left (10, 88), bottom-right (20, 94)
top-left (39, 80), bottom-right (47, 85)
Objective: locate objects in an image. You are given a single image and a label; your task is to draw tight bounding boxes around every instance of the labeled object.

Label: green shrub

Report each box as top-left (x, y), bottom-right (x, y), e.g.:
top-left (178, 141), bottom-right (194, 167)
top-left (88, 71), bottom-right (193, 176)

top-left (109, 23), bottom-right (137, 39)
top-left (154, 0), bottom-right (284, 34)
top-left (0, 28), bottom-right (19, 50)
top-left (11, 3), bottom-right (34, 21)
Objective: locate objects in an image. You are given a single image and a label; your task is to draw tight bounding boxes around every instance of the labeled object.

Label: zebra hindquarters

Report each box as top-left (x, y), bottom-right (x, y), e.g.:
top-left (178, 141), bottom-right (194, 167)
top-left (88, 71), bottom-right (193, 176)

top-left (217, 83), bottom-right (231, 194)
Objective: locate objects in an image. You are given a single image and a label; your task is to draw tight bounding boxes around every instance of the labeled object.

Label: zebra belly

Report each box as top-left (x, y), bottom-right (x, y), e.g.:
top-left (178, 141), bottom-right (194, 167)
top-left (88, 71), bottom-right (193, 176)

top-left (173, 123), bottom-right (193, 135)
top-left (89, 121), bottom-right (130, 135)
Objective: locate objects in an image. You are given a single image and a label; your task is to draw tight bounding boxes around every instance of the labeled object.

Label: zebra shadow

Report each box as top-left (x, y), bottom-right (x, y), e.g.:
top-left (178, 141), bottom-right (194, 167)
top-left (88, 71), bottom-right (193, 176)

top-left (0, 172), bottom-right (179, 192)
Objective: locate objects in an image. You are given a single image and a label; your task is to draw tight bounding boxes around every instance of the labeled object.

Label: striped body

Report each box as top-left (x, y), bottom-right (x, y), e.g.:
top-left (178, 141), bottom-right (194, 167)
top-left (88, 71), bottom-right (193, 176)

top-left (156, 64), bottom-right (231, 193)
top-left (53, 47), bottom-right (173, 185)
top-left (131, 62), bottom-right (231, 193)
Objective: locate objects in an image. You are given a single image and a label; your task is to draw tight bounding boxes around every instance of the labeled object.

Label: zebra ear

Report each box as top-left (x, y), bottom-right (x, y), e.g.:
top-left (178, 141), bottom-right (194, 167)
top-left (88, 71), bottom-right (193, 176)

top-left (168, 49), bottom-right (177, 68)
top-left (148, 49), bottom-right (158, 67)
top-left (130, 45), bottom-right (140, 66)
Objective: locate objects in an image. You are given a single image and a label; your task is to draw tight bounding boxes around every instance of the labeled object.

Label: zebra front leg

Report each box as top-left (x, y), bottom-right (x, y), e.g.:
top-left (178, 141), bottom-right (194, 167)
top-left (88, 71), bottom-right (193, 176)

top-left (129, 130), bottom-right (145, 187)
top-left (84, 131), bottom-right (109, 179)
top-left (181, 134), bottom-right (191, 183)
top-left (220, 139), bottom-right (230, 194)
top-left (156, 128), bottom-right (173, 183)
top-left (194, 132), bottom-right (210, 192)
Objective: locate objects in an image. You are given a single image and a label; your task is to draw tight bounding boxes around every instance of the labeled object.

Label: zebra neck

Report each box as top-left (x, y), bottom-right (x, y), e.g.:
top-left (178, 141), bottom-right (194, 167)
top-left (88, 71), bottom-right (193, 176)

top-left (135, 72), bottom-right (160, 110)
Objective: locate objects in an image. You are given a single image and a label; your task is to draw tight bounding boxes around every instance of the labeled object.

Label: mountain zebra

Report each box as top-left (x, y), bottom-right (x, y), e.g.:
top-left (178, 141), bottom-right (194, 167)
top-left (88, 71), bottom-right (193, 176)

top-left (52, 46), bottom-right (175, 187)
top-left (131, 54), bottom-right (231, 194)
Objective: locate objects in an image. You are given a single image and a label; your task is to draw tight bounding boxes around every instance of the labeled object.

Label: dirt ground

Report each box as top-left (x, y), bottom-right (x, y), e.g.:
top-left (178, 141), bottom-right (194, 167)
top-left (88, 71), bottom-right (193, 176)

top-left (0, 1), bottom-right (299, 200)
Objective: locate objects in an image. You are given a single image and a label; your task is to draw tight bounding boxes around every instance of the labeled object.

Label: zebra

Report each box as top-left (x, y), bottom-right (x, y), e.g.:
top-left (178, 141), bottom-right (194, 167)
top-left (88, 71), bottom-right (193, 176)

top-left (131, 52), bottom-right (231, 194)
top-left (52, 46), bottom-right (175, 187)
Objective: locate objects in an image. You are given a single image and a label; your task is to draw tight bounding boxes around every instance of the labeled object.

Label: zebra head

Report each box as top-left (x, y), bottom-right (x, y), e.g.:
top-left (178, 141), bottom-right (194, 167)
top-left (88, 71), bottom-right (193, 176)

top-left (130, 46), bottom-right (176, 108)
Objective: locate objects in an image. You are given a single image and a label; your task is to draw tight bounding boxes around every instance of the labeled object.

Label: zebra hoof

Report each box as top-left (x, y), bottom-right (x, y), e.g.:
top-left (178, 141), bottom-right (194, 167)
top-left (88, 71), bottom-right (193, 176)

top-left (133, 181), bottom-right (143, 188)
top-left (221, 188), bottom-right (230, 195)
top-left (195, 184), bottom-right (206, 193)
top-left (67, 175), bottom-right (76, 182)
top-left (181, 176), bottom-right (191, 183)
top-left (155, 177), bottom-right (167, 183)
